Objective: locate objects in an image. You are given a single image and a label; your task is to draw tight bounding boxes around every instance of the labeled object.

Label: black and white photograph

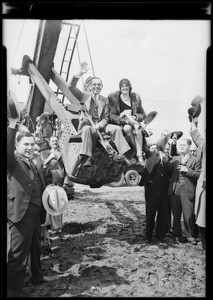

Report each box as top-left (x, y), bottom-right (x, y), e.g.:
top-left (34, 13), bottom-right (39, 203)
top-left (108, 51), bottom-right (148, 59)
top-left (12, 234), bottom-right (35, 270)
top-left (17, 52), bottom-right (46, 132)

top-left (3, 2), bottom-right (209, 298)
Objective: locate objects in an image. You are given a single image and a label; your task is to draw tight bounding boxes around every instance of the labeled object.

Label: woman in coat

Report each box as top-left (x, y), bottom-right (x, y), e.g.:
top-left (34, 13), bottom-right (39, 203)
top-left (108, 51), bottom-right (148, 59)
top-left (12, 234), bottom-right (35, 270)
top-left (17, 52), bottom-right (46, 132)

top-left (107, 78), bottom-right (147, 165)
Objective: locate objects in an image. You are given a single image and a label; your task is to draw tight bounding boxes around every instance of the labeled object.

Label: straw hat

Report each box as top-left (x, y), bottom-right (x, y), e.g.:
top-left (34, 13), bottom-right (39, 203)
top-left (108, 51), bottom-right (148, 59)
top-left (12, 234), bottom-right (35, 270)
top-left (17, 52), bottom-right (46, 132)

top-left (42, 185), bottom-right (68, 216)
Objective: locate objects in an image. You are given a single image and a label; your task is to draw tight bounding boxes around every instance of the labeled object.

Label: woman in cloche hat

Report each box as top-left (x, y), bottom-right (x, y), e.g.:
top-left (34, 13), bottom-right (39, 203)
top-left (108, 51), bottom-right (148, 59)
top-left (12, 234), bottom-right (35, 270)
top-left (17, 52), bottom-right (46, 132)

top-left (107, 78), bottom-right (147, 165)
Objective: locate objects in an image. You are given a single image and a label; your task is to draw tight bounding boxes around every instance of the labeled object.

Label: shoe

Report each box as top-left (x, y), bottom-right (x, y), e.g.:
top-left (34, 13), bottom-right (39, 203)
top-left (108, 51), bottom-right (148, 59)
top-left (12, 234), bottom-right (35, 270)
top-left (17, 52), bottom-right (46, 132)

top-left (120, 155), bottom-right (131, 165)
top-left (172, 235), bottom-right (186, 243)
top-left (138, 156), bottom-right (146, 166)
top-left (30, 277), bottom-right (48, 285)
top-left (156, 237), bottom-right (165, 243)
top-left (84, 157), bottom-right (92, 167)
top-left (145, 238), bottom-right (152, 244)
top-left (187, 237), bottom-right (198, 245)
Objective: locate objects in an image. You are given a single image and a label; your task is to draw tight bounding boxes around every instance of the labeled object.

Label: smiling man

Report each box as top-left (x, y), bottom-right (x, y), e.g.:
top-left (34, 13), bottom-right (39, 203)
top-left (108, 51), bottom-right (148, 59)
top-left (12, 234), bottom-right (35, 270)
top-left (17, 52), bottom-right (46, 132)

top-left (68, 63), bottom-right (109, 167)
top-left (7, 115), bottom-right (46, 297)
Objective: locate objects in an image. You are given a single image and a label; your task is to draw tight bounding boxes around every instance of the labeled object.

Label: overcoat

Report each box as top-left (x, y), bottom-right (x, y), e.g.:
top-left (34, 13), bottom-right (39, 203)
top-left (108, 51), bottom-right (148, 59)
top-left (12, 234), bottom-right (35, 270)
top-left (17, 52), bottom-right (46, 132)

top-left (190, 128), bottom-right (206, 227)
top-left (107, 91), bottom-right (146, 125)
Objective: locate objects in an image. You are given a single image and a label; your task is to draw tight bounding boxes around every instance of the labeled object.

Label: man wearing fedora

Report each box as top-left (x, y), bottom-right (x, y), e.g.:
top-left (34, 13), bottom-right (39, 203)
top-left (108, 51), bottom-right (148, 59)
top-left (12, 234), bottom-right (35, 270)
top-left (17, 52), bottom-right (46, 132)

top-left (7, 111), bottom-right (46, 297)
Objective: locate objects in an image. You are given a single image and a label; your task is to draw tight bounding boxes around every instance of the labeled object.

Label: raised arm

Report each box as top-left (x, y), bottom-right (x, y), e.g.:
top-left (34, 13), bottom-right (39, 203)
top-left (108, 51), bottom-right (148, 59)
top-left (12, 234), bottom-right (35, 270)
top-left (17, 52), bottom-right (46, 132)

top-left (68, 62), bottom-right (90, 102)
top-left (7, 117), bottom-right (19, 171)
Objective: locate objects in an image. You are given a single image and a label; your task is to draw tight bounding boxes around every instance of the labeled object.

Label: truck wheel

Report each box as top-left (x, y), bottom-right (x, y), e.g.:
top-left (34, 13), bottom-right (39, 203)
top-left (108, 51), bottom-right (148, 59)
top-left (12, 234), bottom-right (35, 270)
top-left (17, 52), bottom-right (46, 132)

top-left (125, 170), bottom-right (140, 186)
top-left (108, 172), bottom-right (125, 187)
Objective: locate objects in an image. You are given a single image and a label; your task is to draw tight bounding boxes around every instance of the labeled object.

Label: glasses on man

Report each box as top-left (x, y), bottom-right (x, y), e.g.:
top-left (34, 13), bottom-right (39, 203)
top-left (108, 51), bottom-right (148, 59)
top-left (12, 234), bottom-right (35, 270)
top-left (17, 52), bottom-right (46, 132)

top-left (92, 83), bottom-right (102, 86)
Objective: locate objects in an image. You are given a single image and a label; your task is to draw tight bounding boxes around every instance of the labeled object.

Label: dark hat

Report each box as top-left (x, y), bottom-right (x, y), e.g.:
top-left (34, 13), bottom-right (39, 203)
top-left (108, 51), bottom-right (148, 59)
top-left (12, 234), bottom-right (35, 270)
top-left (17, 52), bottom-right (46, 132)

top-left (171, 131), bottom-right (183, 140)
top-left (156, 136), bottom-right (169, 151)
top-left (7, 89), bottom-right (20, 119)
top-left (144, 111), bottom-right (157, 125)
top-left (119, 78), bottom-right (132, 92)
top-left (188, 104), bottom-right (201, 118)
top-left (191, 95), bottom-right (204, 106)
top-left (39, 139), bottom-right (50, 151)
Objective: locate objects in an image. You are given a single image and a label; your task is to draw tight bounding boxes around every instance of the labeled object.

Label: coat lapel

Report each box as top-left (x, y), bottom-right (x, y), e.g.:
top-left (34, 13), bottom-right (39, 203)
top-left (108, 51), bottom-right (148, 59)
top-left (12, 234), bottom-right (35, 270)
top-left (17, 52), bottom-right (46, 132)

top-left (97, 96), bottom-right (105, 118)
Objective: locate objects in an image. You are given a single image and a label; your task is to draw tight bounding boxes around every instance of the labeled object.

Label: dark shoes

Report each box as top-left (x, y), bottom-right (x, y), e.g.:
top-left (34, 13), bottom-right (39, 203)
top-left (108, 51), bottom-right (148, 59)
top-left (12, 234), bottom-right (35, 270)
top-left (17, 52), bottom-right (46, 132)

top-left (187, 237), bottom-right (198, 245)
top-left (84, 156), bottom-right (92, 167)
top-left (156, 237), bottom-right (165, 243)
top-left (80, 155), bottom-right (92, 167)
top-left (173, 235), bottom-right (188, 243)
top-left (30, 277), bottom-right (48, 285)
top-left (145, 238), bottom-right (152, 244)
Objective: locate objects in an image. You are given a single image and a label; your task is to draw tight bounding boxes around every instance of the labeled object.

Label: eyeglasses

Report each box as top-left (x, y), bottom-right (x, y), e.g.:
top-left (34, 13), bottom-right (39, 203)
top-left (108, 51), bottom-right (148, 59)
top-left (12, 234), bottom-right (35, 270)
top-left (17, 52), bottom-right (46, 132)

top-left (92, 83), bottom-right (102, 86)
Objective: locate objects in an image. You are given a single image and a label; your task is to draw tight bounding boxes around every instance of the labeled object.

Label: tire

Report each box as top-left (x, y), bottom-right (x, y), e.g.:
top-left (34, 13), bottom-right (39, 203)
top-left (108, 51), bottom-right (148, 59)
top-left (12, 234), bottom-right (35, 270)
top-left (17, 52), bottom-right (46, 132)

top-left (108, 172), bottom-right (125, 187)
top-left (124, 170), bottom-right (140, 186)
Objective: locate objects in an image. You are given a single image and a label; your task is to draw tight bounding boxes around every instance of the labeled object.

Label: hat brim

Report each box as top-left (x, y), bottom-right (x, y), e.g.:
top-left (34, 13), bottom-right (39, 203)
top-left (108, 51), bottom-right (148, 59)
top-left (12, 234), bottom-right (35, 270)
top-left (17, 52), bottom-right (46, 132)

top-left (191, 95), bottom-right (204, 106)
top-left (171, 131), bottom-right (183, 140)
top-left (144, 111), bottom-right (157, 125)
top-left (7, 89), bottom-right (20, 119)
top-left (42, 185), bottom-right (68, 216)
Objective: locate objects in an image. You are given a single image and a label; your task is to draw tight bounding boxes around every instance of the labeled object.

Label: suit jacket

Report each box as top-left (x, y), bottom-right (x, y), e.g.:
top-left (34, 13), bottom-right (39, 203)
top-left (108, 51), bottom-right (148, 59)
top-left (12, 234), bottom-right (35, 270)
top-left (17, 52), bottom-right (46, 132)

top-left (168, 154), bottom-right (201, 200)
top-left (107, 91), bottom-right (146, 126)
top-left (69, 76), bottom-right (109, 131)
top-left (7, 127), bottom-right (46, 223)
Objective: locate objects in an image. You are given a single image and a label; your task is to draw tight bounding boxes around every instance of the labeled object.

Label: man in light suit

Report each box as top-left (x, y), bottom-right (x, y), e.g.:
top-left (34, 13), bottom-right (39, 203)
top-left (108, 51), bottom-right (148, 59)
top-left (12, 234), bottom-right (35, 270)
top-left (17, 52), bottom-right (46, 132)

top-left (7, 115), bottom-right (46, 297)
top-left (168, 138), bottom-right (201, 244)
top-left (68, 62), bottom-right (131, 167)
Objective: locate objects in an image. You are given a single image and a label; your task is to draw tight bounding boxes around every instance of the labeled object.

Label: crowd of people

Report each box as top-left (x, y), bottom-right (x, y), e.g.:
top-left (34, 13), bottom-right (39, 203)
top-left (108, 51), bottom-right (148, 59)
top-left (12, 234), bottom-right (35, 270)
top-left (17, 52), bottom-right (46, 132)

top-left (7, 61), bottom-right (206, 297)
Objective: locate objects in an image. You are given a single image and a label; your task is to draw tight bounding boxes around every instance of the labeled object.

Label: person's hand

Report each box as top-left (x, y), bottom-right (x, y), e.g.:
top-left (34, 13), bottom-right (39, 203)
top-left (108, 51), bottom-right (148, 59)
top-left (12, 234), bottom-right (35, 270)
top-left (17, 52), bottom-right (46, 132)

top-left (93, 123), bottom-right (101, 131)
top-left (8, 116), bottom-right (19, 129)
top-left (178, 165), bottom-right (188, 173)
top-left (78, 62), bottom-right (89, 77)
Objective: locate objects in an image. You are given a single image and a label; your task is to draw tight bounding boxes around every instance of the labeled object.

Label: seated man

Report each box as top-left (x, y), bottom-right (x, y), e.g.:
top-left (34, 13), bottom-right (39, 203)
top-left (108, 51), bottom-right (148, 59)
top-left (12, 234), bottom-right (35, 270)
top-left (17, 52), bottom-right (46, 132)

top-left (68, 62), bottom-right (131, 166)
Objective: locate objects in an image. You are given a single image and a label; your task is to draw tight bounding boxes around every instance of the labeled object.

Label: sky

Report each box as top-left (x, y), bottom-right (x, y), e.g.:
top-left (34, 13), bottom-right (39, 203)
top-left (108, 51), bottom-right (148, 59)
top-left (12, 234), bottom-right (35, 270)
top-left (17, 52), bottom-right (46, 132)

top-left (3, 19), bottom-right (210, 143)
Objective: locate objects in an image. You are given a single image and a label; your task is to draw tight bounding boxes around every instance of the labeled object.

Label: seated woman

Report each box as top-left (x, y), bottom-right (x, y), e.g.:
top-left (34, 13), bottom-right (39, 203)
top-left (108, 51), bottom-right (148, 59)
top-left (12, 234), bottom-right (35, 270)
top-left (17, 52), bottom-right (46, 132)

top-left (107, 78), bottom-right (146, 165)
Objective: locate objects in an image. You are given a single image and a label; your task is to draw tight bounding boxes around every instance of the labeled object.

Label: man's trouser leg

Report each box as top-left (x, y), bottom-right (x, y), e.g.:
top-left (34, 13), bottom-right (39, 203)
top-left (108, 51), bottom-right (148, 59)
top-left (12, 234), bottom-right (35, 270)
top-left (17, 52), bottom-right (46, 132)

top-left (105, 124), bottom-right (131, 156)
top-left (7, 203), bottom-right (41, 296)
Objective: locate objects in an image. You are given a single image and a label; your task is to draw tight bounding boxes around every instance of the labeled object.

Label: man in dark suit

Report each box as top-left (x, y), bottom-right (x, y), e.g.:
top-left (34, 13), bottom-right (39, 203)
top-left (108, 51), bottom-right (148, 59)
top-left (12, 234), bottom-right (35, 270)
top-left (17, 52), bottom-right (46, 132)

top-left (168, 138), bottom-right (201, 244)
top-left (7, 115), bottom-right (46, 297)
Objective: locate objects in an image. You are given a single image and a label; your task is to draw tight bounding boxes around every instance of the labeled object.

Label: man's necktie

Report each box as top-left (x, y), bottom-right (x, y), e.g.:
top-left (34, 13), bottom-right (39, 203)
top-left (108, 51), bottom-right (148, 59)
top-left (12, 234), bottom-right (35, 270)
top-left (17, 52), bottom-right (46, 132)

top-left (30, 160), bottom-right (42, 187)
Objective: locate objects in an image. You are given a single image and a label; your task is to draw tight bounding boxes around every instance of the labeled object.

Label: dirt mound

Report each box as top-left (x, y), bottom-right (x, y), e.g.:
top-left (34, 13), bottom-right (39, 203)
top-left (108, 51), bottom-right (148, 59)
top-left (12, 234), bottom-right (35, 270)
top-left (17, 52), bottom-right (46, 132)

top-left (23, 185), bottom-right (206, 297)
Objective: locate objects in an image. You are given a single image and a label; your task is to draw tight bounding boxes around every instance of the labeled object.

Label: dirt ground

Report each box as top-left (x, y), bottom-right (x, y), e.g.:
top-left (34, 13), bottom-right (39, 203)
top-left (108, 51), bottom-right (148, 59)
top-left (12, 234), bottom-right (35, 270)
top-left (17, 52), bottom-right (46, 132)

top-left (23, 184), bottom-right (206, 297)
